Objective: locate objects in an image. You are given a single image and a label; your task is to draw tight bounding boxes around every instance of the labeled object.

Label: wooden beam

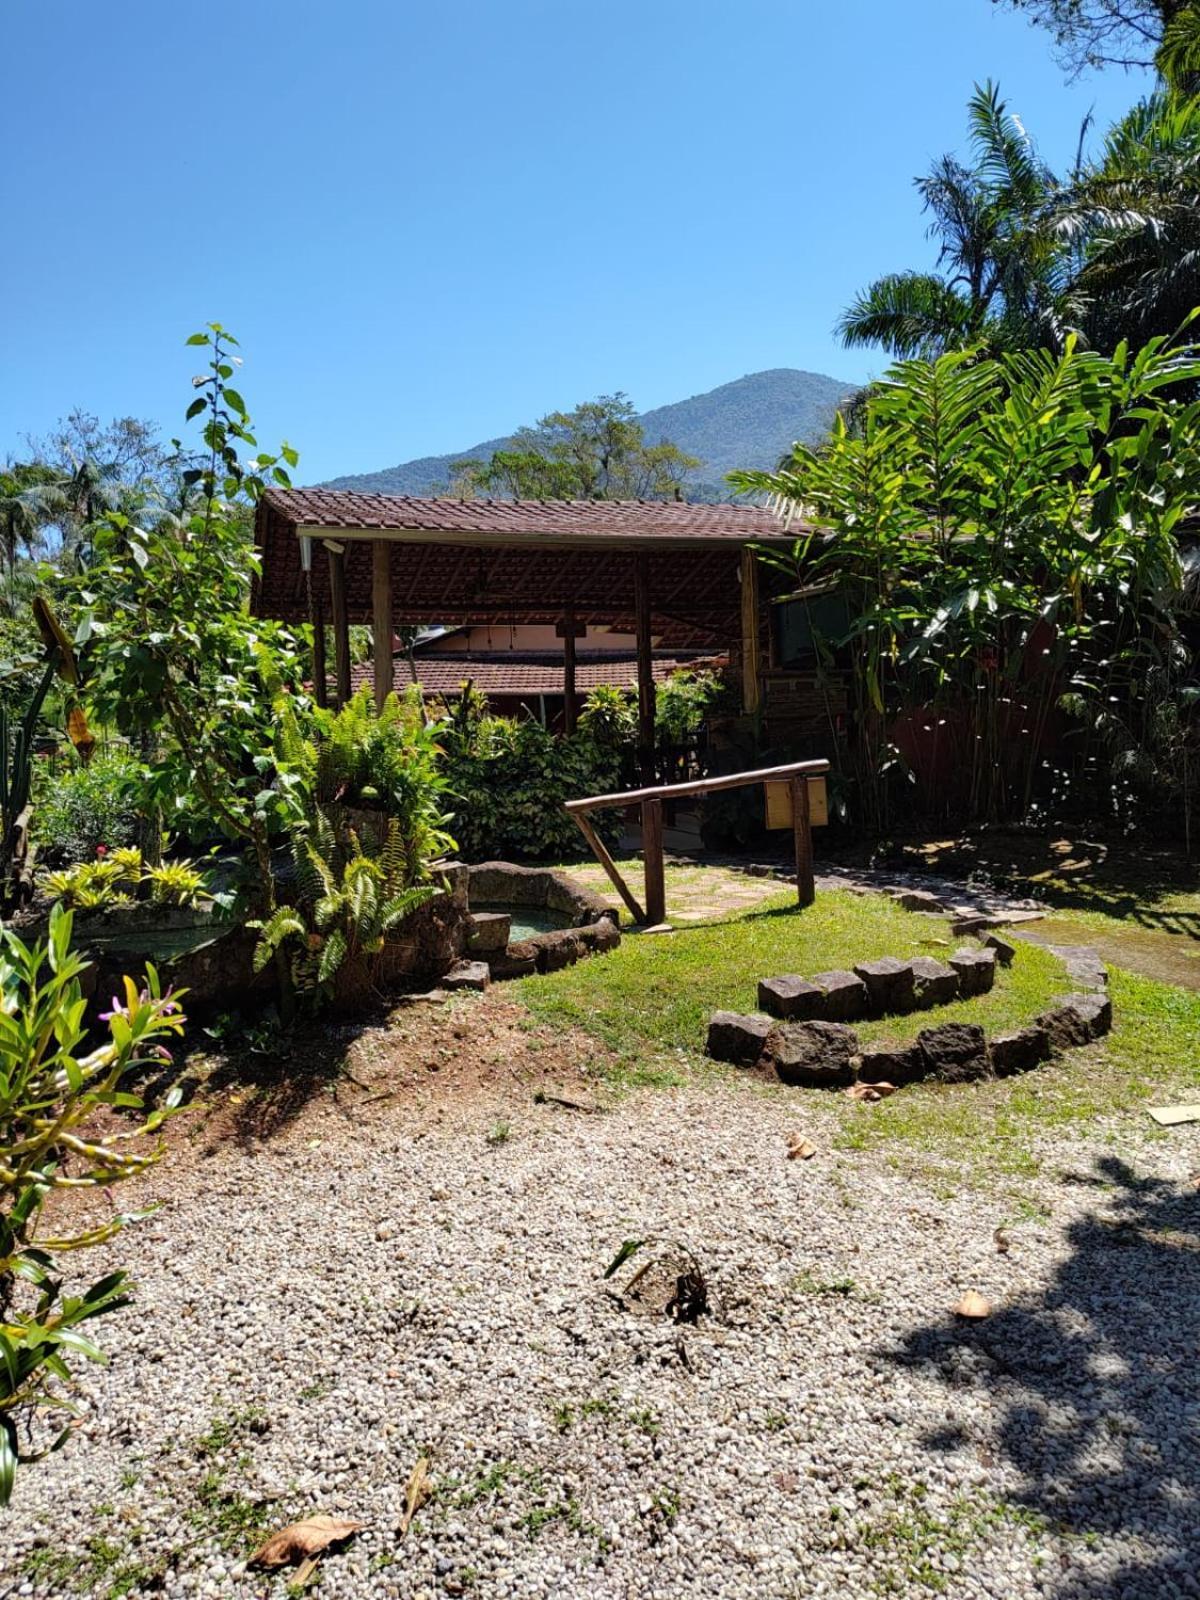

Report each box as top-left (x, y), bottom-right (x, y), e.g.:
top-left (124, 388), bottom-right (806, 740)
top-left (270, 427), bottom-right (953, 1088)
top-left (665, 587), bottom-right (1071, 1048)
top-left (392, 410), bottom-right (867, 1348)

top-left (740, 547), bottom-right (761, 715)
top-left (634, 553), bottom-right (655, 784)
top-left (790, 773), bottom-right (814, 908)
top-left (564, 757), bottom-right (830, 813)
top-left (327, 545), bottom-right (352, 708)
top-left (571, 812), bottom-right (645, 924)
top-left (309, 575), bottom-right (328, 709)
top-left (562, 607), bottom-right (577, 734)
top-left (372, 539), bottom-right (393, 711)
top-left (641, 798), bottom-right (666, 925)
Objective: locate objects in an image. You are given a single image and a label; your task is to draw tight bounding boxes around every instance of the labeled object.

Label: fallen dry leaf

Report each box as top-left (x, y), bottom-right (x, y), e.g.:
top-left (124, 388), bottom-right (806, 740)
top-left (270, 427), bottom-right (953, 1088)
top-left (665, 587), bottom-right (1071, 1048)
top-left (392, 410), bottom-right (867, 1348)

top-left (953, 1290), bottom-right (992, 1320)
top-left (249, 1515), bottom-right (364, 1569)
top-left (846, 1084), bottom-right (881, 1102)
top-left (787, 1138), bottom-right (818, 1161)
top-left (400, 1455), bottom-right (431, 1536)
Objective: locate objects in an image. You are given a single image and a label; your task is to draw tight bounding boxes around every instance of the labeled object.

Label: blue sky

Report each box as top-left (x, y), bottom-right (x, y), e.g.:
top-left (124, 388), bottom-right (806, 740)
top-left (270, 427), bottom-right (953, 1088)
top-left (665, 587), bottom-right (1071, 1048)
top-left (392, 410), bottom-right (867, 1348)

top-left (3, 0), bottom-right (1151, 484)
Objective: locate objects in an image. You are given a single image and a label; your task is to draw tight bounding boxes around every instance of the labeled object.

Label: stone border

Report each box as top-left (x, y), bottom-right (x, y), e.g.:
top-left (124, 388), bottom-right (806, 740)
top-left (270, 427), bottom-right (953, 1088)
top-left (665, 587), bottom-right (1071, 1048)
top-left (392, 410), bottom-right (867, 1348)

top-left (458, 861), bottom-right (621, 984)
top-left (756, 946), bottom-right (998, 1025)
top-left (708, 946), bottom-right (1111, 1090)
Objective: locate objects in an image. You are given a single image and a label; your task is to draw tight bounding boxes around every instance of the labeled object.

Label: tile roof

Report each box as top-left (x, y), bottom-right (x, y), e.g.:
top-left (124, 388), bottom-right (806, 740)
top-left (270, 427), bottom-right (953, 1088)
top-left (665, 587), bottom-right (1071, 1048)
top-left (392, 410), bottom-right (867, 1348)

top-left (354, 651), bottom-right (719, 698)
top-left (263, 488), bottom-right (795, 545)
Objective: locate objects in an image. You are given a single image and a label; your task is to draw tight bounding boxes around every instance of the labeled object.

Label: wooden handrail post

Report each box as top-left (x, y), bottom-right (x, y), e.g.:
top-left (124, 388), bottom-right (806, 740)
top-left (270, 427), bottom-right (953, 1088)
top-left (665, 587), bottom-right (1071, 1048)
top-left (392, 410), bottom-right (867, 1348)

top-left (641, 798), bottom-right (666, 925)
top-left (790, 774), bottom-right (814, 907)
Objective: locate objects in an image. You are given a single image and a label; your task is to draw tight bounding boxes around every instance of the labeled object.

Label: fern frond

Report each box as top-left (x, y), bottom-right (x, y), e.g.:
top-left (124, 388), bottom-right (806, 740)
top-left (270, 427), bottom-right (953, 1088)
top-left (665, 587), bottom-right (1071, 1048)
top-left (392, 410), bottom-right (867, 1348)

top-left (253, 909), bottom-right (306, 972)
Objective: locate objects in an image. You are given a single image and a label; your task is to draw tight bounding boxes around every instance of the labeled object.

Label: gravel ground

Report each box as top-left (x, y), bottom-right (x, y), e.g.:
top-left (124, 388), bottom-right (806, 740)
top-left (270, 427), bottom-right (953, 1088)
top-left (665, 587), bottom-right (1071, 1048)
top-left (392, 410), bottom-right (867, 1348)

top-left (2, 995), bottom-right (1198, 1600)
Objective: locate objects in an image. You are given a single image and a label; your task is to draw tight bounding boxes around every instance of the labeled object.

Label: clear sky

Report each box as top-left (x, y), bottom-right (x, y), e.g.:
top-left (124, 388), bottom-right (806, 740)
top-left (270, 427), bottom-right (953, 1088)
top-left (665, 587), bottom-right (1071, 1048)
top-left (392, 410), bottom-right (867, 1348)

top-left (2, 0), bottom-right (1152, 484)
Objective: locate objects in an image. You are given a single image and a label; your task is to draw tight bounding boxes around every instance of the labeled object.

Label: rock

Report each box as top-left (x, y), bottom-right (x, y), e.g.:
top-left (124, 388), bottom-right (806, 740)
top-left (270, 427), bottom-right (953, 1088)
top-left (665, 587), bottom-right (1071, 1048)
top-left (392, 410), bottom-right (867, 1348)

top-left (853, 957), bottom-right (917, 1015)
top-left (810, 969), bottom-right (869, 1022)
top-left (982, 933), bottom-right (1017, 967)
top-left (951, 915), bottom-right (991, 936)
top-left (1037, 991), bottom-right (1113, 1048)
top-left (918, 1021), bottom-right (990, 1083)
top-left (910, 956), bottom-right (959, 1009)
top-left (765, 1021), bottom-right (859, 1089)
top-left (579, 917), bottom-right (621, 953)
top-left (757, 975), bottom-right (825, 1021)
top-left (487, 938), bottom-right (538, 980)
top-left (465, 911), bottom-right (512, 953)
top-left (895, 889), bottom-right (945, 914)
top-left (443, 960), bottom-right (490, 992)
top-left (989, 1025), bottom-right (1051, 1077)
top-left (535, 929), bottom-right (584, 972)
top-left (1048, 946), bottom-right (1108, 992)
top-left (857, 1041), bottom-right (927, 1086)
top-left (949, 946), bottom-right (997, 996)
top-left (706, 1011), bottom-right (772, 1067)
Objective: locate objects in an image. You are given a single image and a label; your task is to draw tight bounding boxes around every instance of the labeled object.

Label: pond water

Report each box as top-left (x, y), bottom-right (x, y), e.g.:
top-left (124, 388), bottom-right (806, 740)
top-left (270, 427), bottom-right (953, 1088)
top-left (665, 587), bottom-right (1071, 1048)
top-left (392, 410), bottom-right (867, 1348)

top-left (480, 904), bottom-right (575, 942)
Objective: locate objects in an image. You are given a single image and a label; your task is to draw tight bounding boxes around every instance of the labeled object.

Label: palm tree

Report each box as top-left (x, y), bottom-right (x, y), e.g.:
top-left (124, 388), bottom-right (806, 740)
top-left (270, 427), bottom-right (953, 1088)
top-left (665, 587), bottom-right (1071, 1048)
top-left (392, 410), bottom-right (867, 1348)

top-left (0, 467), bottom-right (68, 610)
top-left (1059, 91), bottom-right (1200, 351)
top-left (838, 83), bottom-right (1077, 358)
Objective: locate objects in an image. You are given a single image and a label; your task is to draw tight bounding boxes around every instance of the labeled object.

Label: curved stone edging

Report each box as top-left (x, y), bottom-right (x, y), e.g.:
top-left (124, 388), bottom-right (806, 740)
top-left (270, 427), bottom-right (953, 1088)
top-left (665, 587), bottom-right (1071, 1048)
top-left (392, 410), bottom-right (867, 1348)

top-left (757, 946), bottom-right (998, 1026)
top-left (708, 946), bottom-right (1111, 1090)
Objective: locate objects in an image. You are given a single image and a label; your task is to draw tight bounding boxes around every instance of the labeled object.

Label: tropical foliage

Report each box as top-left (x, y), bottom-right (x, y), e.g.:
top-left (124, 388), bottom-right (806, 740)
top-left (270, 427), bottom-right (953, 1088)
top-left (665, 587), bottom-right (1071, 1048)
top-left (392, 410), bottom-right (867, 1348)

top-left (732, 335), bottom-right (1200, 831)
top-left (840, 78), bottom-right (1200, 362)
top-left (0, 907), bottom-right (184, 1504)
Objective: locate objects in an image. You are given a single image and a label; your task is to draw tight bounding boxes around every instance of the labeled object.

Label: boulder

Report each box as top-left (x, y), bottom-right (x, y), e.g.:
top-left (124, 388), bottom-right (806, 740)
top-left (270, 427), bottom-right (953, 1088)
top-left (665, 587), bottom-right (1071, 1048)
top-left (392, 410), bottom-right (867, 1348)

top-left (765, 1020), bottom-right (859, 1089)
top-left (444, 960), bottom-right (490, 993)
top-left (810, 969), bottom-right (869, 1021)
top-left (706, 1010), bottom-right (772, 1066)
top-left (757, 974), bottom-right (825, 1021)
top-left (854, 957), bottom-right (917, 1015)
top-left (918, 1021), bottom-right (990, 1083)
top-left (858, 1040), bottom-right (927, 1086)
top-left (910, 956), bottom-right (960, 1009)
top-left (1037, 991), bottom-right (1113, 1048)
top-left (989, 1026), bottom-right (1051, 1077)
top-left (949, 946), bottom-right (997, 997)
top-left (982, 933), bottom-right (1017, 967)
top-left (466, 911), bottom-right (512, 953)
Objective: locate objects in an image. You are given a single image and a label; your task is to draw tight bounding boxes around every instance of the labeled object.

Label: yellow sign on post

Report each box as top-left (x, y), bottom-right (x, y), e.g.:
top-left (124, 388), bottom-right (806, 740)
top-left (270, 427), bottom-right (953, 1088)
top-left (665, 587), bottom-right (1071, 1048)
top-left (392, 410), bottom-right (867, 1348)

top-left (764, 776), bottom-right (828, 830)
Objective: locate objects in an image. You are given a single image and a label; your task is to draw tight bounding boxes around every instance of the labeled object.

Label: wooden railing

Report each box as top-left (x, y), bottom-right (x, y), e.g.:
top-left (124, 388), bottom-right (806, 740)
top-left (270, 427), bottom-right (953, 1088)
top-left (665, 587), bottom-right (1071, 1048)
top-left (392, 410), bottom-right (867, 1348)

top-left (564, 759), bottom-right (831, 927)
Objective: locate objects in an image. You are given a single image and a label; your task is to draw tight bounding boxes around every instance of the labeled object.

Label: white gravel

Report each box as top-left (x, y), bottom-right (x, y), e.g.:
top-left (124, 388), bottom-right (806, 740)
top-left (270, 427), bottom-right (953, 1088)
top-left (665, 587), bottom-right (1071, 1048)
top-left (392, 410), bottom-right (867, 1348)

top-left (2, 1006), bottom-right (1198, 1600)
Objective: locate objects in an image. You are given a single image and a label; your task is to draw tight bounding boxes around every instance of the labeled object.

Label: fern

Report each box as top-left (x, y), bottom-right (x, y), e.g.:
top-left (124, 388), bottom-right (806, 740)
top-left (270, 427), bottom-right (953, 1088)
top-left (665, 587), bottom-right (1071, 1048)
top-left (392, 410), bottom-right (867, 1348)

top-left (252, 908), bottom-right (306, 972)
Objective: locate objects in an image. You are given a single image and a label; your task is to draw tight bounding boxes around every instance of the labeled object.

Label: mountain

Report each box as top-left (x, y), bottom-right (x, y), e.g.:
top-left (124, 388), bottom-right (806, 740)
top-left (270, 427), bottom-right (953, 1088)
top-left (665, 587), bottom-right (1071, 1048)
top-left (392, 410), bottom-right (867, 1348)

top-left (319, 368), bottom-right (856, 499)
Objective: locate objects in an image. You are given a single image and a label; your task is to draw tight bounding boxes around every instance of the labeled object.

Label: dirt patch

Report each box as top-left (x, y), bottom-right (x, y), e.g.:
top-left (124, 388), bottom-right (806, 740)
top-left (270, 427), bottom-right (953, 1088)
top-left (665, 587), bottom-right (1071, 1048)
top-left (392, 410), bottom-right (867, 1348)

top-left (1016, 916), bottom-right (1200, 991)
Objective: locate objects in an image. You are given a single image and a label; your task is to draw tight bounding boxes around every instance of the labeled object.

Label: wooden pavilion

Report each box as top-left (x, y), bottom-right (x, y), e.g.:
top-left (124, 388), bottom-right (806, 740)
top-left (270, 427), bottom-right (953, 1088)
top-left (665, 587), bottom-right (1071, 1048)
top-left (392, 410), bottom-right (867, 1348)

top-left (251, 489), bottom-right (804, 777)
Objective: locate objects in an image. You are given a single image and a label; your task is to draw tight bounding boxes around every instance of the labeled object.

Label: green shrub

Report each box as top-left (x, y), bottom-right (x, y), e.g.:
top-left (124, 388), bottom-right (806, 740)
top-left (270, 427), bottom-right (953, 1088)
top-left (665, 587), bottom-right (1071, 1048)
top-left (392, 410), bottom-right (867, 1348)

top-left (33, 748), bottom-right (140, 865)
top-left (0, 907), bottom-right (184, 1504)
top-left (442, 715), bottom-right (626, 861)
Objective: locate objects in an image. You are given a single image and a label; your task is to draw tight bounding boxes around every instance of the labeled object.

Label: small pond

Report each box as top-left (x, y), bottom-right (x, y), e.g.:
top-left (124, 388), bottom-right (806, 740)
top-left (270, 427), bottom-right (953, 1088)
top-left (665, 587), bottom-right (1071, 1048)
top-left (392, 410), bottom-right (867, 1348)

top-left (501, 905), bottom-right (576, 941)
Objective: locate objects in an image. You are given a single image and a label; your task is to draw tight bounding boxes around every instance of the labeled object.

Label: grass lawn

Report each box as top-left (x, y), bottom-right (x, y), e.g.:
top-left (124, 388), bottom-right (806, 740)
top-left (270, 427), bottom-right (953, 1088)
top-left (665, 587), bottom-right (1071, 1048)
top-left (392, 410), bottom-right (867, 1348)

top-left (518, 883), bottom-right (1200, 1193)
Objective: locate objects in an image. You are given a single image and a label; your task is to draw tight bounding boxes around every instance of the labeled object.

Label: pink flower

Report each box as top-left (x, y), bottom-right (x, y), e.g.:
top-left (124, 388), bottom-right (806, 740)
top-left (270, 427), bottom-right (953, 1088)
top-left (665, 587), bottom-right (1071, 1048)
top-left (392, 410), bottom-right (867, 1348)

top-left (96, 844), bottom-right (108, 857)
top-left (99, 995), bottom-right (126, 1022)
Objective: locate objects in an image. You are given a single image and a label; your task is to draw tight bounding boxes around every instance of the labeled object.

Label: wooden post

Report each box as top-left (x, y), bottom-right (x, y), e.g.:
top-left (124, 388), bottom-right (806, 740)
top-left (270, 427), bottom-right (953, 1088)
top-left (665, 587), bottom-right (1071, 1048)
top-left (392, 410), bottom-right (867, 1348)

top-left (562, 608), bottom-right (577, 734)
top-left (790, 774), bottom-right (814, 907)
top-left (372, 539), bottom-right (393, 712)
top-left (641, 797), bottom-right (666, 925)
top-left (740, 547), bottom-right (761, 715)
top-left (327, 544), bottom-right (352, 709)
top-left (310, 578), bottom-right (328, 709)
top-left (634, 553), bottom-right (655, 784)
top-left (571, 811), bottom-right (645, 924)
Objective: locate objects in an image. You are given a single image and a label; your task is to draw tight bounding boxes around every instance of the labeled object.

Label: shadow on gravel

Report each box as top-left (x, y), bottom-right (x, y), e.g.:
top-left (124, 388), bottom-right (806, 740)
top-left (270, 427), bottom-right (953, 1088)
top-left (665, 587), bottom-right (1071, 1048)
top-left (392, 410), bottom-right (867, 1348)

top-left (889, 1156), bottom-right (1200, 1600)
